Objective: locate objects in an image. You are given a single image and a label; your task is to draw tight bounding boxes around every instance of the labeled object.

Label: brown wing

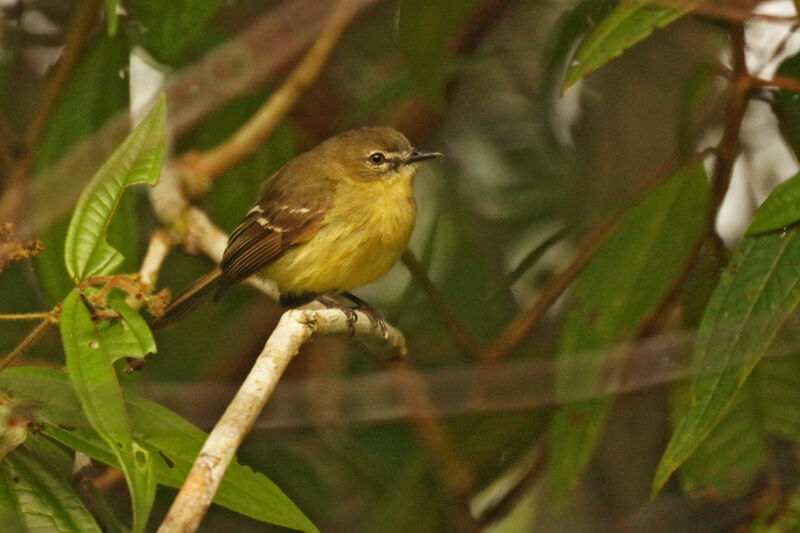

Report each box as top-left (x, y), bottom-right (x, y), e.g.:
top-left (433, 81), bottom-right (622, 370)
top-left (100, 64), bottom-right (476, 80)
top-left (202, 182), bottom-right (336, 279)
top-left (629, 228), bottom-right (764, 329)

top-left (214, 163), bottom-right (333, 299)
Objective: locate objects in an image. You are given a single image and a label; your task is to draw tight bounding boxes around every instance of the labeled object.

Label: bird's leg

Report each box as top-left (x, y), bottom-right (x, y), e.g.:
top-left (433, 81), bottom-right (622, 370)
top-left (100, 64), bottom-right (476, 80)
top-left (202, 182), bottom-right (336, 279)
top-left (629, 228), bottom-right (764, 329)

top-left (279, 292), bottom-right (316, 308)
top-left (314, 295), bottom-right (359, 337)
top-left (341, 292), bottom-right (388, 341)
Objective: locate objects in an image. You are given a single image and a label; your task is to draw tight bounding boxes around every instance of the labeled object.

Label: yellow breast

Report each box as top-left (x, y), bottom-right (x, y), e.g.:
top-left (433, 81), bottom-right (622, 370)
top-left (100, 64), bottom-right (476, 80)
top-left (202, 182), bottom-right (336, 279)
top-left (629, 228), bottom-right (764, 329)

top-left (262, 173), bottom-right (417, 294)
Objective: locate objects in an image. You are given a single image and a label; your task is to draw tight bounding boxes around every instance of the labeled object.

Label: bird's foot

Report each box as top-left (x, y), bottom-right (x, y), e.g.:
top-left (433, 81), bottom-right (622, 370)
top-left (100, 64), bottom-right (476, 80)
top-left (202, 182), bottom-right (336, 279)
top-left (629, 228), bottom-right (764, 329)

top-left (315, 295), bottom-right (359, 337)
top-left (342, 292), bottom-right (389, 341)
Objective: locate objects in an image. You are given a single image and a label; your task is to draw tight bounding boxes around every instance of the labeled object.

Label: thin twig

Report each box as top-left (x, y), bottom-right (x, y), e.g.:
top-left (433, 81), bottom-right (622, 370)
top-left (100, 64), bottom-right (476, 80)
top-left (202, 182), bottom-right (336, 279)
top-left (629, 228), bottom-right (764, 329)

top-left (0, 312), bottom-right (52, 320)
top-left (179, 0), bottom-right (363, 180)
top-left (157, 308), bottom-right (405, 533)
top-left (752, 74), bottom-right (800, 94)
top-left (0, 304), bottom-right (61, 372)
top-left (401, 250), bottom-right (484, 359)
top-left (709, 23), bottom-right (750, 237)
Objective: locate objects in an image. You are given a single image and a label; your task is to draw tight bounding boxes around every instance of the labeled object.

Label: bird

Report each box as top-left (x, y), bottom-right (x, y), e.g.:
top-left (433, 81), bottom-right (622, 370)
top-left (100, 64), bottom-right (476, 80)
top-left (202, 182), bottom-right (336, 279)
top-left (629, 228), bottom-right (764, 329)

top-left (153, 126), bottom-right (443, 336)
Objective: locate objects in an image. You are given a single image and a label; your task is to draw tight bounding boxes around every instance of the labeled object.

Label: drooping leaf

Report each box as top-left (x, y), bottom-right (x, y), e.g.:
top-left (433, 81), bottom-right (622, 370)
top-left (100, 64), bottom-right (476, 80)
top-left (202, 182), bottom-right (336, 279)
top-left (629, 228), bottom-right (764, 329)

top-left (127, 0), bottom-right (225, 64)
top-left (747, 171), bottom-right (800, 235)
top-left (653, 226), bottom-right (800, 494)
top-left (563, 0), bottom-right (700, 90)
top-left (64, 93), bottom-right (166, 282)
top-left (550, 162), bottom-right (710, 507)
top-left (0, 367), bottom-right (319, 533)
top-left (0, 435), bottom-right (102, 533)
top-left (59, 290), bottom-right (156, 533)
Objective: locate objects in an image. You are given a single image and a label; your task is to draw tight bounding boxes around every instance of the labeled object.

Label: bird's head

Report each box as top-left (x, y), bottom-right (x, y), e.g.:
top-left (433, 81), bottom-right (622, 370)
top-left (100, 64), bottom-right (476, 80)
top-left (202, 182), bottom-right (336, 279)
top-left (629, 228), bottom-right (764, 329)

top-left (321, 127), bottom-right (443, 183)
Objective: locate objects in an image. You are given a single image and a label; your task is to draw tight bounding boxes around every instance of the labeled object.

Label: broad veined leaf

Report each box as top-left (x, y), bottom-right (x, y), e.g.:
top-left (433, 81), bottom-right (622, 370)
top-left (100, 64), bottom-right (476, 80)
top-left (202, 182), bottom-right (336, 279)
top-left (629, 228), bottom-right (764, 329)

top-left (64, 93), bottom-right (166, 282)
top-left (60, 290), bottom-right (156, 533)
top-left (675, 344), bottom-right (800, 499)
top-left (653, 226), bottom-right (800, 494)
top-left (563, 0), bottom-right (701, 90)
top-left (747, 171), bottom-right (800, 235)
top-left (673, 378), bottom-right (766, 500)
top-left (34, 32), bottom-right (130, 302)
top-left (0, 367), bottom-right (319, 533)
top-left (0, 435), bottom-right (102, 533)
top-left (550, 162), bottom-right (710, 507)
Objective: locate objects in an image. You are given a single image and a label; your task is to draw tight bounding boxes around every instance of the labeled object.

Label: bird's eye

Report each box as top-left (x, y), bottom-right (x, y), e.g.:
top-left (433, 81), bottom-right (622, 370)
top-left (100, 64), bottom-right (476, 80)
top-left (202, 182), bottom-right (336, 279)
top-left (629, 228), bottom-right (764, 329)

top-left (368, 152), bottom-right (385, 165)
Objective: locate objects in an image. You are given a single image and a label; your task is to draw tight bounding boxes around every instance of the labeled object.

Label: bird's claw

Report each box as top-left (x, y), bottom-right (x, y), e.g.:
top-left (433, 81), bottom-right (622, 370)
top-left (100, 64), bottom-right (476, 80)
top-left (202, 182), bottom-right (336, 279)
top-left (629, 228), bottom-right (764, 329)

top-left (343, 307), bottom-right (358, 337)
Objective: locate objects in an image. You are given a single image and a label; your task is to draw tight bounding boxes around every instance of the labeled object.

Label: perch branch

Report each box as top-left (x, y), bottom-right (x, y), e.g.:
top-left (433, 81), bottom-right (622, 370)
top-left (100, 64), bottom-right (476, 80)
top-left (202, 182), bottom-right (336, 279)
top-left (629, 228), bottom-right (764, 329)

top-left (138, 229), bottom-right (173, 289)
top-left (157, 308), bottom-right (405, 533)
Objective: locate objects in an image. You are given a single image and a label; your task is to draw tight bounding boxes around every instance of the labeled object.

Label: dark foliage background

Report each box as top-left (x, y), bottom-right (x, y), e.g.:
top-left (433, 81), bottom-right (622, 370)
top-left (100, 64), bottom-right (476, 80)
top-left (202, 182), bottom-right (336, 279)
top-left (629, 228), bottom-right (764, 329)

top-left (3, 0), bottom-right (800, 531)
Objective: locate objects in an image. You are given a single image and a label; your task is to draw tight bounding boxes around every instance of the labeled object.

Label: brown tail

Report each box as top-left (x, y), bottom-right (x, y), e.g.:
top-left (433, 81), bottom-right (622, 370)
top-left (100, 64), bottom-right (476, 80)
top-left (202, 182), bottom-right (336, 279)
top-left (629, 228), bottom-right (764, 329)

top-left (151, 268), bottom-right (222, 329)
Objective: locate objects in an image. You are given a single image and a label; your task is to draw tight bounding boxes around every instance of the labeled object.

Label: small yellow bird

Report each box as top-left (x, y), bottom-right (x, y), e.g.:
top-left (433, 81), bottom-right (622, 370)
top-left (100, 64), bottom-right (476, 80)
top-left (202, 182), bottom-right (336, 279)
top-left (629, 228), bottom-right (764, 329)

top-left (155, 127), bottom-right (442, 335)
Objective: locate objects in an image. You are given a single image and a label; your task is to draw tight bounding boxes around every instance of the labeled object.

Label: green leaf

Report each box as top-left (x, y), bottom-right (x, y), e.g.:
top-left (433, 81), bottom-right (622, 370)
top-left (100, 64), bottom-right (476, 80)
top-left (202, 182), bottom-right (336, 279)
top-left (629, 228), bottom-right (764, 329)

top-left (774, 51), bottom-right (800, 160)
top-left (0, 435), bottom-right (102, 533)
top-left (563, 0), bottom-right (700, 90)
top-left (673, 379), bottom-right (767, 500)
top-left (34, 32), bottom-right (130, 302)
top-left (550, 162), bottom-right (710, 507)
top-left (653, 226), bottom-right (800, 494)
top-left (757, 348), bottom-right (800, 440)
top-left (59, 290), bottom-right (156, 533)
top-left (0, 367), bottom-right (318, 533)
top-left (127, 0), bottom-right (225, 64)
top-left (64, 93), bottom-right (166, 282)
top-left (101, 293), bottom-right (157, 364)
top-left (542, 0), bottom-right (616, 92)
top-left (746, 172), bottom-right (800, 235)
top-left (675, 341), bottom-right (800, 500)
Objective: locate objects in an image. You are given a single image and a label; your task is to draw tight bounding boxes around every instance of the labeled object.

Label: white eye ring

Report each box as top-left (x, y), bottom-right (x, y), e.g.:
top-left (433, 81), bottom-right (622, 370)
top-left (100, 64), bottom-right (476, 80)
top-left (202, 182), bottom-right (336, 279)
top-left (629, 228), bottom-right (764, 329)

top-left (368, 152), bottom-right (386, 165)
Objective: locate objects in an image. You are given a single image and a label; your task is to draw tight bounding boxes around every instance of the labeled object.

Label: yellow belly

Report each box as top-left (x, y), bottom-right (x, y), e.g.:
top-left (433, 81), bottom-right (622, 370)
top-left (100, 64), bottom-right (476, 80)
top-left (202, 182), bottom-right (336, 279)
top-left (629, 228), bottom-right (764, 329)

top-left (261, 176), bottom-right (417, 294)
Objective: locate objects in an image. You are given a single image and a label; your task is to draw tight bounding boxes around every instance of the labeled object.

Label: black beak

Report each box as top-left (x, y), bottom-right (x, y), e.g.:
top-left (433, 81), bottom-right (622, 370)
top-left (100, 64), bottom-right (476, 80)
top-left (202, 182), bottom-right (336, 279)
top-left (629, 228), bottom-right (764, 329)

top-left (404, 150), bottom-right (444, 164)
